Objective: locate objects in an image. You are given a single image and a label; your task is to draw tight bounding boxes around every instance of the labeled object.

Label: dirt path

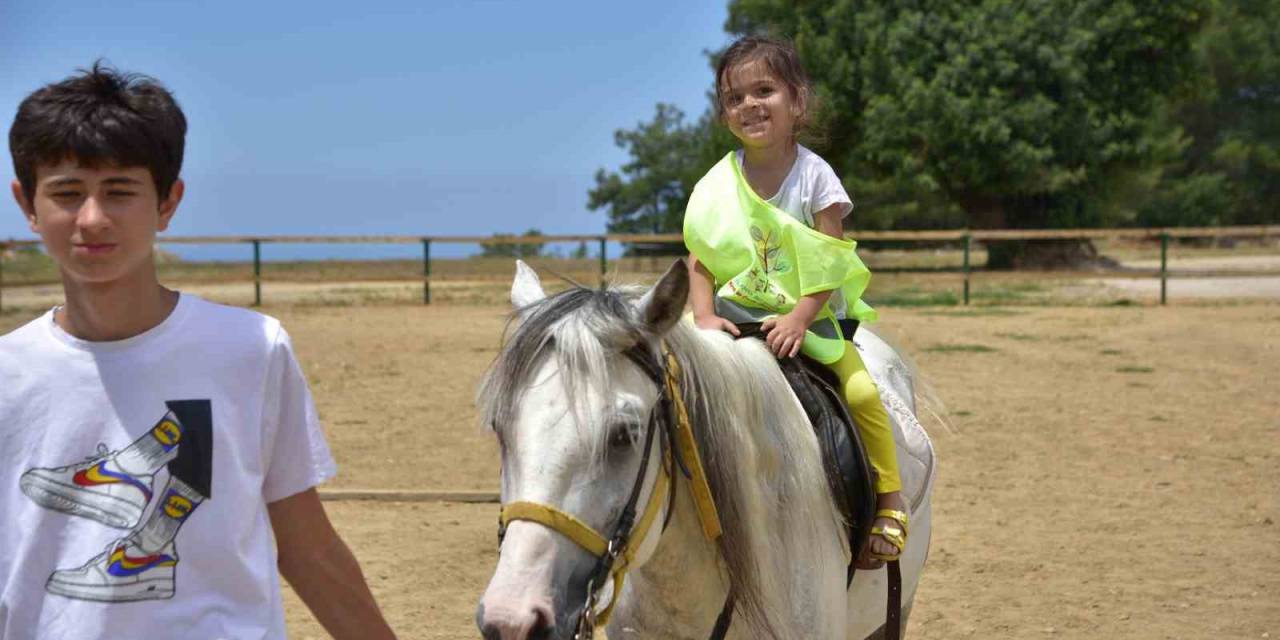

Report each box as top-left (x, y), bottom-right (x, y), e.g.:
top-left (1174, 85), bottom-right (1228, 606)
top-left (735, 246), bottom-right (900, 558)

top-left (1120, 253), bottom-right (1280, 272)
top-left (1089, 275), bottom-right (1280, 300)
top-left (3, 302), bottom-right (1277, 638)
top-left (277, 303), bottom-right (1280, 639)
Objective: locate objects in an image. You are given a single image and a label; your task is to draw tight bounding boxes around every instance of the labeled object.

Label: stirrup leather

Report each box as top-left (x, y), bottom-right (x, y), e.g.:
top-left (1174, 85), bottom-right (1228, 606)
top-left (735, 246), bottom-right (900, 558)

top-left (868, 508), bottom-right (909, 561)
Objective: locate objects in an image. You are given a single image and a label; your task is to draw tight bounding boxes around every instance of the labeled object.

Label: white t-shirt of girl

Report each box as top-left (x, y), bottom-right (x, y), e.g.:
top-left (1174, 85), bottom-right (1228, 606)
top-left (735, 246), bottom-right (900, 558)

top-left (0, 293), bottom-right (337, 639)
top-left (729, 144), bottom-right (856, 318)
top-left (736, 144), bottom-right (854, 226)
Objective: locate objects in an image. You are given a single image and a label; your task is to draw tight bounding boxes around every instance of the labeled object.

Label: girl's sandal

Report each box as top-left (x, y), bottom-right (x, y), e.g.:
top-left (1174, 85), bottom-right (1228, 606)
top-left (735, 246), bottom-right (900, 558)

top-left (868, 508), bottom-right (909, 562)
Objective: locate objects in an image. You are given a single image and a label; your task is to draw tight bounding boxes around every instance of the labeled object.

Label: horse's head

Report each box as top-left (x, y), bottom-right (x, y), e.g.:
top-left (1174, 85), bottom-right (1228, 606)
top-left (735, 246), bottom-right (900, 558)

top-left (476, 260), bottom-right (688, 640)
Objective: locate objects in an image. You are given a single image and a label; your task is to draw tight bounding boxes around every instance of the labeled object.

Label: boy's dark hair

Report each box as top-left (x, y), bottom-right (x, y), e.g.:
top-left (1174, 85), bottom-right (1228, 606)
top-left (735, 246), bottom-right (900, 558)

top-left (715, 35), bottom-right (815, 129)
top-left (9, 61), bottom-right (186, 202)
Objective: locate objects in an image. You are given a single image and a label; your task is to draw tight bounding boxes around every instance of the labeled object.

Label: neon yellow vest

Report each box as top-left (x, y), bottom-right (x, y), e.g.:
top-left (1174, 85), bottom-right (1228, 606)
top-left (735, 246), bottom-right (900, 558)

top-left (683, 152), bottom-right (877, 364)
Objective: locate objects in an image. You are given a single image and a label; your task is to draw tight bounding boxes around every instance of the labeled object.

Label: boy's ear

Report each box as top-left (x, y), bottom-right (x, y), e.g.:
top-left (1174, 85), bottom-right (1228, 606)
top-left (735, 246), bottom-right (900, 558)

top-left (157, 178), bottom-right (184, 232)
top-left (11, 180), bottom-right (36, 231)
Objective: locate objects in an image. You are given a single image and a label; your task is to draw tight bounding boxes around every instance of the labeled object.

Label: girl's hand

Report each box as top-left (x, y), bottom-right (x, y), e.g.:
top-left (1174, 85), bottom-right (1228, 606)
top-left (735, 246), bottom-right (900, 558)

top-left (694, 314), bottom-right (742, 336)
top-left (762, 312), bottom-right (809, 358)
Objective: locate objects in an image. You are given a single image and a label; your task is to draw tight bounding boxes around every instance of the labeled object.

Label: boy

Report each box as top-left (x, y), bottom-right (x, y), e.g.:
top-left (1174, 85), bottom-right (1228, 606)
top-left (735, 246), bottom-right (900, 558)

top-left (1, 63), bottom-right (397, 639)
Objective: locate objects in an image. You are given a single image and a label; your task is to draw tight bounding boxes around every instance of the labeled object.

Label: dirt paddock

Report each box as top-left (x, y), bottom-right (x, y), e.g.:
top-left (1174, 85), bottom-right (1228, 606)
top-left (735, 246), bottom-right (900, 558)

top-left (2, 301), bottom-right (1277, 638)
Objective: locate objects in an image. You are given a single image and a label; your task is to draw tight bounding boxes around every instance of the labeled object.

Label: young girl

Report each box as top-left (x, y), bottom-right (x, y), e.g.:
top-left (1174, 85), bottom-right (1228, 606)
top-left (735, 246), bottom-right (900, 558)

top-left (683, 36), bottom-right (907, 568)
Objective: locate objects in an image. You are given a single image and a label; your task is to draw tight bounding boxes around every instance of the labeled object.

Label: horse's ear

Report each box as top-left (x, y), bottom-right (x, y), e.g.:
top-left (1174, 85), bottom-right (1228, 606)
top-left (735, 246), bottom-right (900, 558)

top-left (511, 260), bottom-right (547, 309)
top-left (638, 259), bottom-right (690, 335)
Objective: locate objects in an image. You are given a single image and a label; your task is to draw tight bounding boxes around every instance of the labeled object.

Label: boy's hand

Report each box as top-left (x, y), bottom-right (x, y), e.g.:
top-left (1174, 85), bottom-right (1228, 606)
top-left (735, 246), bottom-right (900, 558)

top-left (694, 313), bottom-right (741, 336)
top-left (762, 311), bottom-right (810, 358)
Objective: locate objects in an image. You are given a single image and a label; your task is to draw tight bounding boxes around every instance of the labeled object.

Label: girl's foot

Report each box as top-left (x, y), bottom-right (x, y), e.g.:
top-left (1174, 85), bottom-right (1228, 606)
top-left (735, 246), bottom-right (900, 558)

top-left (855, 491), bottom-right (908, 570)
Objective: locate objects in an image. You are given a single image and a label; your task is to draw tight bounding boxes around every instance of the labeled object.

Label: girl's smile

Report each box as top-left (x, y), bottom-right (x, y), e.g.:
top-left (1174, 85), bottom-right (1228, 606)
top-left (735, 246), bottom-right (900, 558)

top-left (719, 59), bottom-right (802, 150)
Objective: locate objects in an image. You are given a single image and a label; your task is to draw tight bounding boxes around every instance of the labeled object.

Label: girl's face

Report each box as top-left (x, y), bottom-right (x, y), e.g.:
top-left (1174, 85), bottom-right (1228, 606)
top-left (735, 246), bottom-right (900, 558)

top-left (719, 58), bottom-right (804, 150)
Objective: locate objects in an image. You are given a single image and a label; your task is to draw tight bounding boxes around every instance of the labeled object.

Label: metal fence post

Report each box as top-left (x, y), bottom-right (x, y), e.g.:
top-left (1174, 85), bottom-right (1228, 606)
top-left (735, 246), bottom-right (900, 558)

top-left (252, 239), bottom-right (262, 307)
top-left (422, 238), bottom-right (431, 305)
top-left (1160, 231), bottom-right (1169, 306)
top-left (962, 233), bottom-right (971, 306)
top-left (598, 236), bottom-right (607, 289)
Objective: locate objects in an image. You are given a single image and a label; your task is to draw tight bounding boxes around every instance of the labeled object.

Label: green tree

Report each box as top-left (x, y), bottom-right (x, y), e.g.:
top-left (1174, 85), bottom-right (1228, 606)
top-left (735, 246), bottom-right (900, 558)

top-left (725, 0), bottom-right (1208, 267)
top-left (591, 2), bottom-right (1215, 267)
top-left (588, 104), bottom-right (736, 236)
top-left (478, 229), bottom-right (546, 258)
top-left (1140, 0), bottom-right (1280, 227)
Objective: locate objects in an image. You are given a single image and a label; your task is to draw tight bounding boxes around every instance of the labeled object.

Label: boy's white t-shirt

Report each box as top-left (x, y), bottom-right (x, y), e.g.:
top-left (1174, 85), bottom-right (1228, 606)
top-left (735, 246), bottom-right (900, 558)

top-left (0, 294), bottom-right (337, 639)
top-left (736, 144), bottom-right (854, 226)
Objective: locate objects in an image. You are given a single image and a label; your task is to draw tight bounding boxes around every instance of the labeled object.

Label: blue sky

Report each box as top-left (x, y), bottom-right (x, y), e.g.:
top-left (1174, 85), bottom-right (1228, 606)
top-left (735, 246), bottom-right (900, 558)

top-left (0, 1), bottom-right (729, 258)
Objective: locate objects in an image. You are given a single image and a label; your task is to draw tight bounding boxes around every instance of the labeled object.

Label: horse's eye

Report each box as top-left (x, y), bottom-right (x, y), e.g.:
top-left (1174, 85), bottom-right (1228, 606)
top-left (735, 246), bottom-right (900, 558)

top-left (608, 422), bottom-right (640, 449)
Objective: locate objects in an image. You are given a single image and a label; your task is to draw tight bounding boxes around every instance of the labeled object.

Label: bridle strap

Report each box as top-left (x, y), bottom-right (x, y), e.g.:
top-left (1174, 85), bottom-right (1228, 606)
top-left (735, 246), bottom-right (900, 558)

top-left (499, 501), bottom-right (610, 557)
top-left (575, 398), bottom-right (663, 633)
top-left (496, 340), bottom-right (725, 639)
top-left (663, 352), bottom-right (723, 541)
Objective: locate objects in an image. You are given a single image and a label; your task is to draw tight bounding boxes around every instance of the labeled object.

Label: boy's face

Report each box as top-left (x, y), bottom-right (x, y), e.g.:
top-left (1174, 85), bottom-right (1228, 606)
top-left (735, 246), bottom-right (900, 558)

top-left (11, 159), bottom-right (182, 288)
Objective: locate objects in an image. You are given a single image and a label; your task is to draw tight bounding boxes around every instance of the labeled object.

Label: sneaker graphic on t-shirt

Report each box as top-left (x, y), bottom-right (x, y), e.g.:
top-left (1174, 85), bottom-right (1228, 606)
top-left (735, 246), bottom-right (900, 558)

top-left (45, 536), bottom-right (179, 603)
top-left (21, 400), bottom-right (213, 604)
top-left (20, 444), bottom-right (156, 529)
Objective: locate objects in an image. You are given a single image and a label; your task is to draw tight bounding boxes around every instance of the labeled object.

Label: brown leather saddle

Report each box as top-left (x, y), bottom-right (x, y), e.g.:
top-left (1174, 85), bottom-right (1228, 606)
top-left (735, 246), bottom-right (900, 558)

top-left (733, 321), bottom-right (877, 586)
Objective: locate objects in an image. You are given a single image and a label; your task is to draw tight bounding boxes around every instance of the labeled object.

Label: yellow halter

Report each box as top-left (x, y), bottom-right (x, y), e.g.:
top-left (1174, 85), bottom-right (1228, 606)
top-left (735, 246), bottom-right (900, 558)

top-left (498, 346), bottom-right (722, 637)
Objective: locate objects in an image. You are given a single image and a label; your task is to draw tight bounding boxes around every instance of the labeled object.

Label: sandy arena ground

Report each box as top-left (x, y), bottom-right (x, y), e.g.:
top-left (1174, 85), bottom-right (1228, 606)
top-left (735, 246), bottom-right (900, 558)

top-left (2, 300), bottom-right (1277, 639)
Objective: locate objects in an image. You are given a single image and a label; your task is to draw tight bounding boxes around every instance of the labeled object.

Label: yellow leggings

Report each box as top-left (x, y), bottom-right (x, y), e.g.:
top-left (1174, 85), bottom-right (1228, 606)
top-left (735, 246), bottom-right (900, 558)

top-left (827, 345), bottom-right (902, 494)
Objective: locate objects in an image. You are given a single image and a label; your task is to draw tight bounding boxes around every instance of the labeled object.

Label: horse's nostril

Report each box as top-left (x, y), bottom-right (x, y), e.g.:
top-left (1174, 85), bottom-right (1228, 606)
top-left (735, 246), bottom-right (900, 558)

top-left (529, 603), bottom-right (554, 639)
top-left (477, 601), bottom-right (555, 640)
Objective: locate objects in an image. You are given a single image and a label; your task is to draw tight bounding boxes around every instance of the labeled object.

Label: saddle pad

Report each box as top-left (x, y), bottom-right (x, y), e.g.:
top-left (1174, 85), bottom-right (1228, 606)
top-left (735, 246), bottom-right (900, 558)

top-left (857, 338), bottom-right (937, 513)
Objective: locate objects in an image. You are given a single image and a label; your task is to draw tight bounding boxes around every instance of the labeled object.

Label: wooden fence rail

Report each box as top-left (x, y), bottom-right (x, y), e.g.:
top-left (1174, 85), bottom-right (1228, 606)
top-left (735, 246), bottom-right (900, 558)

top-left (2, 225), bottom-right (1276, 311)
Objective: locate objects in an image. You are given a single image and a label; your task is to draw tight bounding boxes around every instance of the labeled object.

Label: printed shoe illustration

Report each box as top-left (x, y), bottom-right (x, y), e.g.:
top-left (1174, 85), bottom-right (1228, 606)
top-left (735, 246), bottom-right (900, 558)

top-left (20, 444), bottom-right (155, 529)
top-left (46, 536), bottom-right (178, 602)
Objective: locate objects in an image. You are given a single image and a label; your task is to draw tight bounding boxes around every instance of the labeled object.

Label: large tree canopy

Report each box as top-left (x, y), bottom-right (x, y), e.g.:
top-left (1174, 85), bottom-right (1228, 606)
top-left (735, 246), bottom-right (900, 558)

top-left (1138, 0), bottom-right (1280, 227)
top-left (590, 0), bottom-right (1275, 267)
top-left (728, 0), bottom-right (1209, 266)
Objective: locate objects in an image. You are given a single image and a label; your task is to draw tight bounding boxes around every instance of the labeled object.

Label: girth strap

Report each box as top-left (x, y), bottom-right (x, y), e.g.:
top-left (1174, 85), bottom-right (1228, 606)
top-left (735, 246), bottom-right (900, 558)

top-left (886, 560), bottom-right (902, 638)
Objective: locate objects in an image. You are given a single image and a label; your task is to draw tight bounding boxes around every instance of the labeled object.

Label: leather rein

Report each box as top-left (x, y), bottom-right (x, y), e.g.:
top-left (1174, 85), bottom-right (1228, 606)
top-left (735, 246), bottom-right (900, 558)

top-left (496, 341), bottom-right (727, 639)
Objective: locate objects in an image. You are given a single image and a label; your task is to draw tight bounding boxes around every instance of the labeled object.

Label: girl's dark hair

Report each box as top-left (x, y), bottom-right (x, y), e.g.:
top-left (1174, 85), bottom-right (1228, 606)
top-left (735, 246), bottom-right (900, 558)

top-left (8, 61), bottom-right (186, 202)
top-left (714, 36), bottom-right (815, 130)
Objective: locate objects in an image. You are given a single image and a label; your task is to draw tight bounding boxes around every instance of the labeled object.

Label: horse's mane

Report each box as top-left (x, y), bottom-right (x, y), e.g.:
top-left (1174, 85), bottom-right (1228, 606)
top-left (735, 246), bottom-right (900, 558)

top-left (479, 286), bottom-right (836, 639)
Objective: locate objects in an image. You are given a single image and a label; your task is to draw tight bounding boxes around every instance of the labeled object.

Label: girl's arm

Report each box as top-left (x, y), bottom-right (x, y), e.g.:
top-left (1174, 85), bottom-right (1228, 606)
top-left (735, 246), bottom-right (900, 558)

top-left (813, 204), bottom-right (845, 240)
top-left (762, 204), bottom-right (844, 357)
top-left (687, 254), bottom-right (740, 335)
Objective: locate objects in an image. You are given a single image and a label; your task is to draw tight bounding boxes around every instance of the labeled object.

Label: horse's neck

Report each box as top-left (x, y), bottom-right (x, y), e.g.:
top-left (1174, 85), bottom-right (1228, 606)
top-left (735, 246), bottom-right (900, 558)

top-left (614, 486), bottom-right (728, 638)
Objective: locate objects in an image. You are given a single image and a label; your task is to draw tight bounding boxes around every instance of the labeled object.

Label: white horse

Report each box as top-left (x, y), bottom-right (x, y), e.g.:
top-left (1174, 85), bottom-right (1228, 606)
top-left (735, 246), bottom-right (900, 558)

top-left (477, 260), bottom-right (936, 640)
